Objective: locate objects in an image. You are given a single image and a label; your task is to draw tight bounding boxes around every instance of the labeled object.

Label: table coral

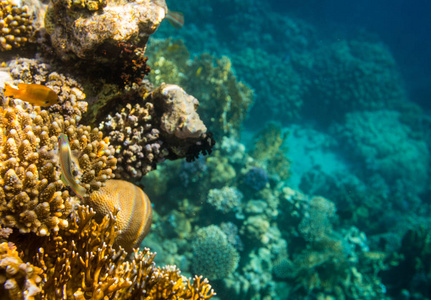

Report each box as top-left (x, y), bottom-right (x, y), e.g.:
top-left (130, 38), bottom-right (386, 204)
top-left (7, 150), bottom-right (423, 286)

top-left (0, 0), bottom-right (33, 51)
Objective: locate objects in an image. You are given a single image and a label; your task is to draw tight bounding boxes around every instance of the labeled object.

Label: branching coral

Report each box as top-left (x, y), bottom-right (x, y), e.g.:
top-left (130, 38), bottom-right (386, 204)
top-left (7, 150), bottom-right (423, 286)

top-left (0, 0), bottom-right (33, 51)
top-left (0, 99), bottom-right (116, 235)
top-left (32, 205), bottom-right (215, 299)
top-left (0, 242), bottom-right (43, 299)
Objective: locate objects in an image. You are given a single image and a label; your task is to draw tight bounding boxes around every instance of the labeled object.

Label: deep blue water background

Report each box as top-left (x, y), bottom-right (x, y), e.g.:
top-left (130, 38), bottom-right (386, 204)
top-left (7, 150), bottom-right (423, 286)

top-left (271, 0), bottom-right (431, 109)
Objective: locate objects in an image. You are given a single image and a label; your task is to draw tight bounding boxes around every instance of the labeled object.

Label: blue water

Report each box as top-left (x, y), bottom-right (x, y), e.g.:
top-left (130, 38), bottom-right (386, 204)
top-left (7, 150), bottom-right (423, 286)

top-left (142, 1), bottom-right (431, 299)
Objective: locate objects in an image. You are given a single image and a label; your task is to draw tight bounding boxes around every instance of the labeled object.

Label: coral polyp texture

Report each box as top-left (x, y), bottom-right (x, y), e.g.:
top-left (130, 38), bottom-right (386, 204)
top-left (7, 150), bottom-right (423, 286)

top-left (88, 179), bottom-right (153, 253)
top-left (192, 225), bottom-right (240, 280)
top-left (0, 0), bottom-right (33, 51)
top-left (98, 83), bottom-right (215, 179)
top-left (7, 58), bottom-right (88, 120)
top-left (45, 0), bottom-right (167, 61)
top-left (0, 241), bottom-right (43, 298)
top-left (0, 102), bottom-right (116, 235)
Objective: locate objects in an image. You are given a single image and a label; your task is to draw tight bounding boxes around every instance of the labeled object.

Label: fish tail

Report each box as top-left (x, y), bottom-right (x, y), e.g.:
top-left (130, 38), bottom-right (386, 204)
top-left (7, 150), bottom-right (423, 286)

top-left (4, 83), bottom-right (19, 97)
top-left (166, 10), bottom-right (184, 29)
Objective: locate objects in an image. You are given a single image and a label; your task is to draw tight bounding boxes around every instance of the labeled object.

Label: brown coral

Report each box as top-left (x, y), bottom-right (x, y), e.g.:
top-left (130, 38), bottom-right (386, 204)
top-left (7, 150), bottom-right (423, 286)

top-left (98, 83), bottom-right (215, 179)
top-left (7, 58), bottom-right (88, 121)
top-left (88, 179), bottom-right (153, 253)
top-left (0, 0), bottom-right (34, 51)
top-left (35, 204), bottom-right (215, 299)
top-left (0, 242), bottom-right (43, 299)
top-left (0, 101), bottom-right (116, 235)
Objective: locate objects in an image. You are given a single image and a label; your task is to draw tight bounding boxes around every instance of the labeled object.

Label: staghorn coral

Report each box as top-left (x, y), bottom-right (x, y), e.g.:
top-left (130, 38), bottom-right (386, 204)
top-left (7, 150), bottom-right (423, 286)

top-left (147, 38), bottom-right (254, 138)
top-left (0, 101), bottom-right (116, 235)
top-left (0, 242), bottom-right (43, 299)
top-left (0, 0), bottom-right (33, 51)
top-left (34, 205), bottom-right (215, 299)
top-left (192, 225), bottom-right (239, 280)
top-left (98, 83), bottom-right (215, 179)
top-left (88, 179), bottom-right (152, 253)
top-left (45, 0), bottom-right (167, 61)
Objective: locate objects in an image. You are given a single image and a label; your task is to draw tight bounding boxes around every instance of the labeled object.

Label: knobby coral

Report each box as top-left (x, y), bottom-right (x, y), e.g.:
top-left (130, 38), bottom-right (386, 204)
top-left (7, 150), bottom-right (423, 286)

top-left (0, 102), bottom-right (116, 235)
top-left (0, 0), bottom-right (33, 51)
top-left (98, 83), bottom-right (215, 179)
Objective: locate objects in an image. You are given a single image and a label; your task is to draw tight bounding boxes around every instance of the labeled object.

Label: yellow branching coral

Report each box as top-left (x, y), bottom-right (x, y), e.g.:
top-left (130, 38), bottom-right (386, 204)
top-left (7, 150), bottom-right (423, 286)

top-left (0, 102), bottom-right (116, 235)
top-left (35, 205), bottom-right (215, 299)
top-left (0, 0), bottom-right (33, 51)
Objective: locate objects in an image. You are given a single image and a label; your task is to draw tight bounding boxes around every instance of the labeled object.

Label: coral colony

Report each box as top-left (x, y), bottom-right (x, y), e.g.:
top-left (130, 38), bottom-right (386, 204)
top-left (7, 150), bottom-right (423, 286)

top-left (0, 0), bottom-right (430, 299)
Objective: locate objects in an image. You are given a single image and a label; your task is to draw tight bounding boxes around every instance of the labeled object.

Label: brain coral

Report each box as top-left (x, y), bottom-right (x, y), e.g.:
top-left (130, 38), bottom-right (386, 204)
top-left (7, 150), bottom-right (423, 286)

top-left (334, 110), bottom-right (429, 194)
top-left (192, 225), bottom-right (240, 280)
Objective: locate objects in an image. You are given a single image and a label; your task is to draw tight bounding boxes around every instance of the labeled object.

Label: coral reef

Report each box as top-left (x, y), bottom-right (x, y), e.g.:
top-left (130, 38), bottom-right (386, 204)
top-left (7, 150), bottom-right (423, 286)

top-left (297, 39), bottom-right (407, 124)
top-left (7, 58), bottom-right (88, 121)
top-left (147, 38), bottom-right (254, 138)
top-left (0, 0), bottom-right (33, 51)
top-left (88, 179), bottom-right (153, 253)
top-left (192, 225), bottom-right (240, 280)
top-left (44, 0), bottom-right (167, 61)
top-left (0, 102), bottom-right (116, 235)
top-left (0, 242), bottom-right (42, 299)
top-left (30, 205), bottom-right (215, 299)
top-left (333, 110), bottom-right (429, 194)
top-left (98, 83), bottom-right (215, 179)
top-left (206, 186), bottom-right (243, 214)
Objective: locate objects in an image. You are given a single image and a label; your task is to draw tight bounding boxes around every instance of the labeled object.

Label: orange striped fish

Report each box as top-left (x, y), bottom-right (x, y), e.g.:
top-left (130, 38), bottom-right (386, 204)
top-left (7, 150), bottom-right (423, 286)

top-left (166, 10), bottom-right (184, 29)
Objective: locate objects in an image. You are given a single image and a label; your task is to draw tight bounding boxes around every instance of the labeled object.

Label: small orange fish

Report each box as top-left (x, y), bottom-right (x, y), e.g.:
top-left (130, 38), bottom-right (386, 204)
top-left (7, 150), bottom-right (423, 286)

top-left (4, 83), bottom-right (59, 107)
top-left (166, 10), bottom-right (184, 29)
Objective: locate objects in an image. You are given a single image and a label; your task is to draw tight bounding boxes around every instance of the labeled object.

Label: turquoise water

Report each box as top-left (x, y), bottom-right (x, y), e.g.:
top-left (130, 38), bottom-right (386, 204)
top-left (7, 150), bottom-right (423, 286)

top-left (143, 1), bottom-right (431, 299)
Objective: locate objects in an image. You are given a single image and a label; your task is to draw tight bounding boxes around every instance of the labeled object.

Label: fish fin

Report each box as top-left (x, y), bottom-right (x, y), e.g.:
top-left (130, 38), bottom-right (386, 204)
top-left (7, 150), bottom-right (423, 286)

top-left (166, 10), bottom-right (184, 29)
top-left (60, 173), bottom-right (68, 186)
top-left (17, 83), bottom-right (27, 91)
top-left (4, 83), bottom-right (18, 97)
